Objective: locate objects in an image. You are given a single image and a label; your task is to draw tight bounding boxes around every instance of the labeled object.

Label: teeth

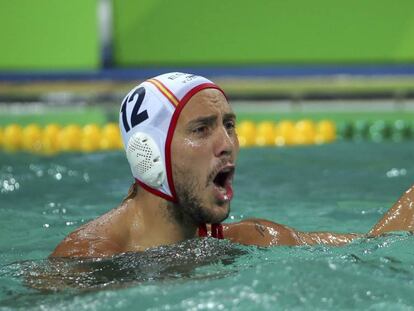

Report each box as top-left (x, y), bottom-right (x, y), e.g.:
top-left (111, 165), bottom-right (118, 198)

top-left (217, 186), bottom-right (227, 194)
top-left (218, 166), bottom-right (233, 174)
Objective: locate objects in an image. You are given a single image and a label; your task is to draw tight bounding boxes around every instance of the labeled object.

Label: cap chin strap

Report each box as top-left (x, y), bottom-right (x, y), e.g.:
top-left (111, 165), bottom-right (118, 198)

top-left (198, 223), bottom-right (224, 239)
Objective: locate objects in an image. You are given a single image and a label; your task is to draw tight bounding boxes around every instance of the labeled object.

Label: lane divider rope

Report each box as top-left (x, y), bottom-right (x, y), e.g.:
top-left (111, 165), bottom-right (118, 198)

top-left (0, 119), bottom-right (412, 154)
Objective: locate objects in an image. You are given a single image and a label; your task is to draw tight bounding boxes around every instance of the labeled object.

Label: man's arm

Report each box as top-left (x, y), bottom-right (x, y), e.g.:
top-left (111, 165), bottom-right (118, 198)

top-left (223, 219), bottom-right (361, 247)
top-left (368, 184), bottom-right (414, 236)
top-left (224, 184), bottom-right (414, 247)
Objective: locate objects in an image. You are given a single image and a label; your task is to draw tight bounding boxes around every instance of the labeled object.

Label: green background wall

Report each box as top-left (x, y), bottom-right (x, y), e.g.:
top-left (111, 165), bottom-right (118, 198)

top-left (0, 0), bottom-right (99, 70)
top-left (1, 0), bottom-right (414, 70)
top-left (113, 0), bottom-right (414, 66)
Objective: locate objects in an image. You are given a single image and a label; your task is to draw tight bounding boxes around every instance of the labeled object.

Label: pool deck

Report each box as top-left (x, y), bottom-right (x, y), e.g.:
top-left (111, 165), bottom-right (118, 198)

top-left (1, 72), bottom-right (414, 125)
top-left (1, 75), bottom-right (414, 102)
top-left (1, 99), bottom-right (413, 126)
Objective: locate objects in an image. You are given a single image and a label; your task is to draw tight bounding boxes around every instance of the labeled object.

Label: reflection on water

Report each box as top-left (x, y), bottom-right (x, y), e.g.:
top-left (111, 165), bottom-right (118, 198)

top-left (1, 142), bottom-right (414, 310)
top-left (27, 239), bottom-right (245, 290)
top-left (2, 233), bottom-right (414, 310)
top-left (0, 238), bottom-right (245, 308)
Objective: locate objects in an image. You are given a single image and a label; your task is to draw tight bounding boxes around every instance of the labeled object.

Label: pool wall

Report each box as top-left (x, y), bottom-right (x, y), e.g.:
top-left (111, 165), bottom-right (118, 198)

top-left (1, 0), bottom-right (414, 71)
top-left (113, 0), bottom-right (414, 66)
top-left (0, 0), bottom-right (99, 70)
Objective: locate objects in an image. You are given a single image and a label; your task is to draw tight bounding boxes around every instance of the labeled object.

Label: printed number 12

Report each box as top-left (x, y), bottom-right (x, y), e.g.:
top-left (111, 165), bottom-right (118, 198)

top-left (121, 87), bottom-right (149, 132)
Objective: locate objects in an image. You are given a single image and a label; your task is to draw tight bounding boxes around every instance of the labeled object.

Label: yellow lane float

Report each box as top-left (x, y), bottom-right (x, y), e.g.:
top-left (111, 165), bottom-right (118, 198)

top-left (0, 120), bottom-right (336, 154)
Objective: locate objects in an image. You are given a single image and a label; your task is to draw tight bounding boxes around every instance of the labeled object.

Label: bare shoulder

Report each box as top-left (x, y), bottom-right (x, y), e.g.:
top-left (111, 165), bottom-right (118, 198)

top-left (50, 225), bottom-right (124, 258)
top-left (50, 205), bottom-right (130, 258)
top-left (223, 218), bottom-right (301, 247)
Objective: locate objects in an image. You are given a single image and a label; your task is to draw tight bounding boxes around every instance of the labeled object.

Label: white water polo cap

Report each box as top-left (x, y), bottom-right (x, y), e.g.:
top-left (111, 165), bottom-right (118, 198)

top-left (119, 72), bottom-right (226, 202)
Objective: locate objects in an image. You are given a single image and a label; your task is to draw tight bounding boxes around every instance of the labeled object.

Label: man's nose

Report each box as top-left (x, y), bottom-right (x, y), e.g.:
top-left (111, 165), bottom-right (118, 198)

top-left (213, 126), bottom-right (234, 158)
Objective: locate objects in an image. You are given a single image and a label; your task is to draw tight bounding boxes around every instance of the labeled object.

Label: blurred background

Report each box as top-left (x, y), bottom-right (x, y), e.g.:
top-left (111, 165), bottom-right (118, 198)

top-left (1, 0), bottom-right (414, 153)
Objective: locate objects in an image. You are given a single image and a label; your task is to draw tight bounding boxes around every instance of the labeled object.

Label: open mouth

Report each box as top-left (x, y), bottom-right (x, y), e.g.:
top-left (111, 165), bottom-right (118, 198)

top-left (213, 168), bottom-right (234, 187)
top-left (211, 165), bottom-right (235, 202)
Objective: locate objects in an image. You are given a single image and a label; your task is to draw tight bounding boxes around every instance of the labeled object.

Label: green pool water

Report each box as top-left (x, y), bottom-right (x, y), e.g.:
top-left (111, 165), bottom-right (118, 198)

top-left (0, 142), bottom-right (414, 310)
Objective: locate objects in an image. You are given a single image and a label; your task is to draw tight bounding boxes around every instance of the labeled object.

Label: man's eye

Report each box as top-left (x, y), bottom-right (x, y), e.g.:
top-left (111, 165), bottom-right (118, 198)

top-left (193, 126), bottom-right (209, 135)
top-left (225, 120), bottom-right (235, 131)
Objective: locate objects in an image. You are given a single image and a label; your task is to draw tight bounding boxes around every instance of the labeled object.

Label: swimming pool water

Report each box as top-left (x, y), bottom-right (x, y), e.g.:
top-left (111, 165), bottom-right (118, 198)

top-left (1, 142), bottom-right (414, 310)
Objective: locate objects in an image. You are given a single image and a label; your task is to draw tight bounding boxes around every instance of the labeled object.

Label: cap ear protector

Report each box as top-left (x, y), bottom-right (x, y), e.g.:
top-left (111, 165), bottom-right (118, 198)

top-left (126, 132), bottom-right (165, 188)
top-left (120, 72), bottom-right (226, 202)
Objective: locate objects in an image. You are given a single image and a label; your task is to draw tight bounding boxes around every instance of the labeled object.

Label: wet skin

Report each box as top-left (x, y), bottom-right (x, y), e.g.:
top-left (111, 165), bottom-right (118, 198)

top-left (170, 89), bottom-right (238, 225)
top-left (51, 89), bottom-right (414, 258)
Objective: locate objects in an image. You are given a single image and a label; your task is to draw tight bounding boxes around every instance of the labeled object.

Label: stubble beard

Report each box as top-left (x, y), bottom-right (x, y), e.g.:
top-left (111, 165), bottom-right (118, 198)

top-left (171, 166), bottom-right (230, 226)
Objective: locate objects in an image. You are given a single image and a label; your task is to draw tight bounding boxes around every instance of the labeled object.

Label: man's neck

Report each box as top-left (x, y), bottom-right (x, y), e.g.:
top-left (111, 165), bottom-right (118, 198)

top-left (126, 189), bottom-right (198, 250)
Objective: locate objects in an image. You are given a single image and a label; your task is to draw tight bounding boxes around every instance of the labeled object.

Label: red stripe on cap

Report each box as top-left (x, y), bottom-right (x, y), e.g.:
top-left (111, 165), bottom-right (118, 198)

top-left (153, 78), bottom-right (180, 105)
top-left (147, 79), bottom-right (180, 107)
top-left (140, 79), bottom-right (180, 200)
top-left (165, 83), bottom-right (227, 202)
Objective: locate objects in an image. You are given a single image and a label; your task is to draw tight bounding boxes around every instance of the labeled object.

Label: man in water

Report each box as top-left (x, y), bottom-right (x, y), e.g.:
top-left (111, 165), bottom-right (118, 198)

top-left (51, 73), bottom-right (414, 258)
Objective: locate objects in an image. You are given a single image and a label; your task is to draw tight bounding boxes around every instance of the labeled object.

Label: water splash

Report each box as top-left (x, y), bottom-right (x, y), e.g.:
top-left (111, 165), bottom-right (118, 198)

top-left (1, 239), bottom-right (246, 294)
